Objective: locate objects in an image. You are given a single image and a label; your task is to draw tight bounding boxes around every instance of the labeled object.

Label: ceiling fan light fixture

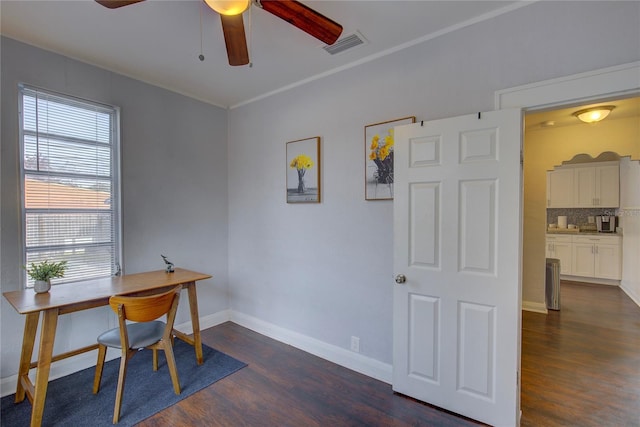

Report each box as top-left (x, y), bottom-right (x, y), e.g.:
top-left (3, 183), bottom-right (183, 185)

top-left (204, 0), bottom-right (250, 16)
top-left (573, 105), bottom-right (615, 123)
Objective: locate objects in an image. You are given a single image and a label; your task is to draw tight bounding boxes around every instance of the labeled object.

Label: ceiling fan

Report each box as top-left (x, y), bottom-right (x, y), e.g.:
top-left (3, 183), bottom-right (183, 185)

top-left (96, 0), bottom-right (343, 66)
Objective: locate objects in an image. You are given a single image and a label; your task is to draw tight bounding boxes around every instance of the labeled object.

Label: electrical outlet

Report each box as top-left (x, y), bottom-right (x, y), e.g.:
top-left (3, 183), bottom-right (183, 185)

top-left (350, 336), bottom-right (360, 353)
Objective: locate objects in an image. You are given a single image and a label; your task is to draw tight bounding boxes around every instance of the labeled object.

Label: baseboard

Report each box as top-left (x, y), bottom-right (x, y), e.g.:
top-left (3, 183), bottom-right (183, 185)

top-left (174, 308), bottom-right (231, 335)
top-left (522, 300), bottom-right (548, 313)
top-left (620, 281), bottom-right (640, 308)
top-left (230, 310), bottom-right (393, 384)
top-left (560, 275), bottom-right (620, 286)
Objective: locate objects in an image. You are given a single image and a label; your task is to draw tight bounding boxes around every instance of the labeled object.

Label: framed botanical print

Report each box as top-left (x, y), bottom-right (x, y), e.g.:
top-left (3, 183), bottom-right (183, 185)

top-left (286, 137), bottom-right (321, 203)
top-left (365, 116), bottom-right (415, 200)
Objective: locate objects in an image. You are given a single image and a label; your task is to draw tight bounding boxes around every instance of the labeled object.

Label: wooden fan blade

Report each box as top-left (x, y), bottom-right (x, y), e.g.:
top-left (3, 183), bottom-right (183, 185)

top-left (95, 0), bottom-right (145, 9)
top-left (259, 0), bottom-right (343, 45)
top-left (221, 15), bottom-right (250, 66)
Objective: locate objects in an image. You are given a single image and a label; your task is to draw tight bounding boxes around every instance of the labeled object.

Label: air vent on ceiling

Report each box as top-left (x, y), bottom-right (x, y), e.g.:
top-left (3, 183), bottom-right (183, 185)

top-left (323, 31), bottom-right (367, 55)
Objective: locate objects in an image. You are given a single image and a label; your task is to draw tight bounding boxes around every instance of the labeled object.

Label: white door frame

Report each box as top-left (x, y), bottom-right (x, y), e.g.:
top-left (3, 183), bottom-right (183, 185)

top-left (496, 61), bottom-right (640, 310)
top-left (495, 61), bottom-right (640, 113)
top-left (495, 61), bottom-right (640, 422)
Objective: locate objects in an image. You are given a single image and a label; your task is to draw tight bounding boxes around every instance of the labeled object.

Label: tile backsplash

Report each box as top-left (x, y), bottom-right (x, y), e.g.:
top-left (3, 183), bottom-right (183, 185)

top-left (547, 208), bottom-right (618, 227)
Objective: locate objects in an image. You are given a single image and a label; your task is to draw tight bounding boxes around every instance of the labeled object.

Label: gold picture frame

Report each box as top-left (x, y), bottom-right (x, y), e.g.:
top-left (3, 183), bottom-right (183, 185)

top-left (365, 116), bottom-right (415, 200)
top-left (286, 136), bottom-right (321, 203)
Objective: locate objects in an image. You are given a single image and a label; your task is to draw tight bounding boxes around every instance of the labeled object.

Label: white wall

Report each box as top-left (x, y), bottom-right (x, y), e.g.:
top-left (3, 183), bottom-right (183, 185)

top-left (1, 37), bottom-right (229, 387)
top-left (620, 158), bottom-right (640, 304)
top-left (227, 1), bottom-right (640, 368)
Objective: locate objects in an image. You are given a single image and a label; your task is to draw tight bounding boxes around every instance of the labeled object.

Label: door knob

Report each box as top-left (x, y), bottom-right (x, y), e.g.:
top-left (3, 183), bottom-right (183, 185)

top-left (395, 274), bottom-right (407, 284)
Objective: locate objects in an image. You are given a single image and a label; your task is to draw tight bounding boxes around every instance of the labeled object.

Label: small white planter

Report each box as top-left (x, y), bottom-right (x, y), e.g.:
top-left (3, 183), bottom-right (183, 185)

top-left (34, 279), bottom-right (51, 293)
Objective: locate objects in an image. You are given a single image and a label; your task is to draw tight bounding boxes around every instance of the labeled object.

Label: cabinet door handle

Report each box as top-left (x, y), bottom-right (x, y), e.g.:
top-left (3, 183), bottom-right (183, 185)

top-left (591, 245), bottom-right (594, 254)
top-left (596, 246), bottom-right (599, 255)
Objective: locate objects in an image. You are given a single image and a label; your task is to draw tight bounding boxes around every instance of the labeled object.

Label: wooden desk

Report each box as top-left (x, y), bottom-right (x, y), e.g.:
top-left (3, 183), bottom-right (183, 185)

top-left (3, 268), bottom-right (212, 427)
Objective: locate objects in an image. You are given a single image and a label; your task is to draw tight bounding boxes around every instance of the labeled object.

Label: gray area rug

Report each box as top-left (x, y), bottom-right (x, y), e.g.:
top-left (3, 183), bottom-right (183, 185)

top-left (1, 340), bottom-right (246, 426)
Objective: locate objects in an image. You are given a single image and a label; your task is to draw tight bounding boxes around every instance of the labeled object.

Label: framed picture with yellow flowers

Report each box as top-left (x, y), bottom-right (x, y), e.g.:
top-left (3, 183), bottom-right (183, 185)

top-left (365, 116), bottom-right (415, 200)
top-left (287, 136), bottom-right (321, 203)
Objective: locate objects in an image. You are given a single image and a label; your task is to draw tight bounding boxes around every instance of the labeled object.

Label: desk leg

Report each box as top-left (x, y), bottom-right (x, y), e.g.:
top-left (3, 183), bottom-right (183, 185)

top-left (15, 312), bottom-right (40, 403)
top-left (185, 282), bottom-right (203, 365)
top-left (30, 308), bottom-right (58, 427)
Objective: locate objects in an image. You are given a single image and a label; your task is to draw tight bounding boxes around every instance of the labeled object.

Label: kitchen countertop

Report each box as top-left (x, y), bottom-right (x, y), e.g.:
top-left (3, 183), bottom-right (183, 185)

top-left (546, 229), bottom-right (621, 236)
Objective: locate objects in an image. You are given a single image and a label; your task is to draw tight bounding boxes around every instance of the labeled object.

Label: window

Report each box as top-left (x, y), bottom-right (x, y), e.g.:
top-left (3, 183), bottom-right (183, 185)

top-left (19, 85), bottom-right (121, 287)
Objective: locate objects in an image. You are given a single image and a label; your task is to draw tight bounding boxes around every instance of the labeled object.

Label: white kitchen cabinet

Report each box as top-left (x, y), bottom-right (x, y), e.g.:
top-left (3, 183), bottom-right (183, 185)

top-left (573, 167), bottom-right (596, 208)
top-left (595, 243), bottom-right (622, 279)
top-left (573, 163), bottom-right (619, 208)
top-left (572, 241), bottom-right (597, 276)
top-left (571, 235), bottom-right (622, 280)
top-left (546, 168), bottom-right (574, 208)
top-left (545, 234), bottom-right (573, 275)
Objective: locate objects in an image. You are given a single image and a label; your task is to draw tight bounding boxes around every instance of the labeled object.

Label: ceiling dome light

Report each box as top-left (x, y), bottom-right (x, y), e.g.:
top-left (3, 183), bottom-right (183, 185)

top-left (573, 105), bottom-right (615, 124)
top-left (204, 0), bottom-right (250, 16)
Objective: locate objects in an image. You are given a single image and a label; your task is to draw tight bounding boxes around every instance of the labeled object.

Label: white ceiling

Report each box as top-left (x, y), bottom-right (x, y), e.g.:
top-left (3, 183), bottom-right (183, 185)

top-left (525, 96), bottom-right (640, 132)
top-left (1, 0), bottom-right (523, 108)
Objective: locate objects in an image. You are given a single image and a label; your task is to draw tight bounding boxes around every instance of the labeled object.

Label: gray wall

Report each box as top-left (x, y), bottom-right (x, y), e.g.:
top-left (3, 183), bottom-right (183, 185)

top-left (1, 37), bottom-right (229, 380)
top-left (227, 1), bottom-right (640, 365)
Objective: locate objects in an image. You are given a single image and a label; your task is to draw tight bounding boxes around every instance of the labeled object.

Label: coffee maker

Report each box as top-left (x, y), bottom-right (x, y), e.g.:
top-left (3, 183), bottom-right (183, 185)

top-left (596, 215), bottom-right (617, 233)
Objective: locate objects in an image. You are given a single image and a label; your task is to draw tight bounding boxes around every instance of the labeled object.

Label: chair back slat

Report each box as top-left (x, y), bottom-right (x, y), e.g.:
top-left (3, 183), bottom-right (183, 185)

top-left (109, 286), bottom-right (181, 322)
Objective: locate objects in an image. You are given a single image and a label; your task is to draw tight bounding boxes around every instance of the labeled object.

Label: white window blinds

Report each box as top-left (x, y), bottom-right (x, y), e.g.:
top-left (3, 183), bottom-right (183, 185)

top-left (19, 85), bottom-right (121, 287)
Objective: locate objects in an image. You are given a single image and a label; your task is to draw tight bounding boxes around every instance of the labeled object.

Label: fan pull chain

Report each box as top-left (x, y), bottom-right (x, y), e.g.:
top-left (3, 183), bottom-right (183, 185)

top-left (248, 5), bottom-right (253, 67)
top-left (198, 2), bottom-right (205, 61)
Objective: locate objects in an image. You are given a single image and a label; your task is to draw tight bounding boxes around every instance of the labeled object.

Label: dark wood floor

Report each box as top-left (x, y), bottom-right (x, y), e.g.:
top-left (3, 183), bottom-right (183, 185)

top-left (139, 281), bottom-right (640, 426)
top-left (520, 281), bottom-right (640, 427)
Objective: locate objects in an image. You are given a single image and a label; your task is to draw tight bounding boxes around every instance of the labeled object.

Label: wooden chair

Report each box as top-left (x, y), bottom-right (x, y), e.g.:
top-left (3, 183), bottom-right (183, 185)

top-left (92, 285), bottom-right (182, 424)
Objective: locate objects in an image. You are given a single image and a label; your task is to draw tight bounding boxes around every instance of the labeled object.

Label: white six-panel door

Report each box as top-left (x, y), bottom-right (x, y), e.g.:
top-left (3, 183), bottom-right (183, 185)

top-left (393, 109), bottom-right (522, 426)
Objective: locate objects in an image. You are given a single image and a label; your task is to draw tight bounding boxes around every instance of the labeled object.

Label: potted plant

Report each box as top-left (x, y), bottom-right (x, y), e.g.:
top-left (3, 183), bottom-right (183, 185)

top-left (25, 260), bottom-right (68, 293)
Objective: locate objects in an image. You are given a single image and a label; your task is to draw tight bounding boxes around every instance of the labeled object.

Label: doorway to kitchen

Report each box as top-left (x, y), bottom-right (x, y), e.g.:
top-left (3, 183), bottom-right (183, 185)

top-left (523, 96), bottom-right (640, 309)
top-left (496, 61), bottom-right (640, 313)
top-left (496, 61), bottom-right (640, 425)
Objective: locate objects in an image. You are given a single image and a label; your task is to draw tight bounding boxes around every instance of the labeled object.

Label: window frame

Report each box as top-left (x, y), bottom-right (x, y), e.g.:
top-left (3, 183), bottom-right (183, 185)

top-left (18, 84), bottom-right (123, 288)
